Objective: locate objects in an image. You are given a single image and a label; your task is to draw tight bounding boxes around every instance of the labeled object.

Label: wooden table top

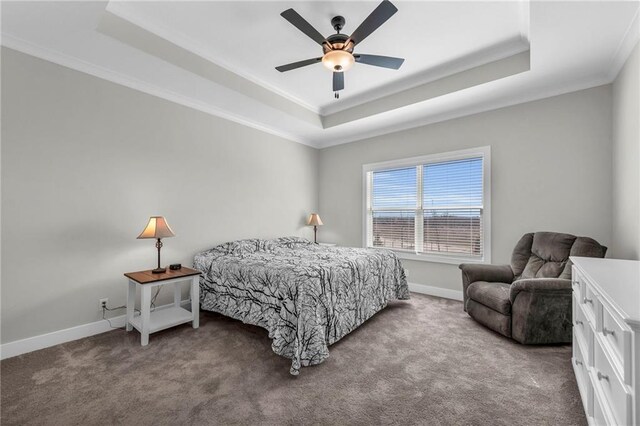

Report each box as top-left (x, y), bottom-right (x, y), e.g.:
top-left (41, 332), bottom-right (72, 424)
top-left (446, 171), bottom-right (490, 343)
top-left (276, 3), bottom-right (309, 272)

top-left (124, 267), bottom-right (201, 284)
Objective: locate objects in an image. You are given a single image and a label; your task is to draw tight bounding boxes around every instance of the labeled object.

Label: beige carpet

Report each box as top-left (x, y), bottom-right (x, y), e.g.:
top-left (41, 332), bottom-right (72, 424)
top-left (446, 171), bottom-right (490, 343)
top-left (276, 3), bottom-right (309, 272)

top-left (1, 294), bottom-right (585, 425)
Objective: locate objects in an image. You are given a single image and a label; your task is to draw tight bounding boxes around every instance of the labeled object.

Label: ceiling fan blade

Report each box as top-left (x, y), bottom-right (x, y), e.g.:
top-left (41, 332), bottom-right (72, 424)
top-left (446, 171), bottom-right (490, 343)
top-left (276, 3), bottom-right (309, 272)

top-left (276, 57), bottom-right (322, 72)
top-left (348, 0), bottom-right (398, 46)
top-left (355, 54), bottom-right (404, 70)
top-left (281, 9), bottom-right (326, 45)
top-left (333, 72), bottom-right (344, 92)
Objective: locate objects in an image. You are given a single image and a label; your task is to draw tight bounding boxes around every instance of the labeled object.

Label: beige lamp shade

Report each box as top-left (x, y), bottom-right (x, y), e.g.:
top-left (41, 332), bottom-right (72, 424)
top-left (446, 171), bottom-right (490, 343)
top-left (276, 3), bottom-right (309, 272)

top-left (137, 216), bottom-right (175, 239)
top-left (307, 213), bottom-right (324, 227)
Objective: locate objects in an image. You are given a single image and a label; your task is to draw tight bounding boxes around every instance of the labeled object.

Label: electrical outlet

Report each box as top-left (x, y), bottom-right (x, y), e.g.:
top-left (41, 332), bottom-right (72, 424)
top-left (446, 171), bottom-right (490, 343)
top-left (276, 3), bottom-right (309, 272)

top-left (99, 298), bottom-right (108, 310)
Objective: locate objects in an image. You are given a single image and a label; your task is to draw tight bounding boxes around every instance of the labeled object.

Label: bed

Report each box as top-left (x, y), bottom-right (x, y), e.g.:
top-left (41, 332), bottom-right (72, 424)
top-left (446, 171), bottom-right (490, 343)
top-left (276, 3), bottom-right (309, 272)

top-left (193, 236), bottom-right (409, 375)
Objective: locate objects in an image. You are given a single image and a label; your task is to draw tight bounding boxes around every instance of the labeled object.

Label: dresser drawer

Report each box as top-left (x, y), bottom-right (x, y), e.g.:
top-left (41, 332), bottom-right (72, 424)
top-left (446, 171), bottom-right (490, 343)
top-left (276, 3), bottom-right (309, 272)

top-left (571, 258), bottom-right (639, 426)
top-left (572, 334), bottom-right (592, 417)
top-left (599, 302), bottom-right (632, 385)
top-left (572, 273), bottom-right (582, 300)
top-left (573, 295), bottom-right (592, 365)
top-left (593, 337), bottom-right (631, 426)
top-left (581, 281), bottom-right (598, 323)
top-left (592, 386), bottom-right (608, 426)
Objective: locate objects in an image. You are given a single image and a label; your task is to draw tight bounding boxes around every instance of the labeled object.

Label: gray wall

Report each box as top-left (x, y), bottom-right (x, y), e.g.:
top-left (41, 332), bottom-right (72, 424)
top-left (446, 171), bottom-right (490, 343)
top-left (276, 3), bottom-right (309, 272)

top-left (319, 85), bottom-right (613, 291)
top-left (0, 45), bottom-right (624, 344)
top-left (1, 48), bottom-right (318, 344)
top-left (611, 41), bottom-right (640, 260)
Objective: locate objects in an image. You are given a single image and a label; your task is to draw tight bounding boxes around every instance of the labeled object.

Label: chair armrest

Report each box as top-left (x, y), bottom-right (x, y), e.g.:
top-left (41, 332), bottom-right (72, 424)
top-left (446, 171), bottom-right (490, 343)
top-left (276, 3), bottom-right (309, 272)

top-left (459, 264), bottom-right (514, 284)
top-left (459, 264), bottom-right (514, 311)
top-left (509, 278), bottom-right (572, 304)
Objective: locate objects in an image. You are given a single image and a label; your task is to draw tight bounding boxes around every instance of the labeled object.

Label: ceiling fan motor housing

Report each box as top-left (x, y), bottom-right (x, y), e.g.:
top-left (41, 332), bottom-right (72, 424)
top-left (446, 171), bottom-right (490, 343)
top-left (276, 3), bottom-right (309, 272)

top-left (323, 33), bottom-right (354, 54)
top-left (276, 1), bottom-right (403, 98)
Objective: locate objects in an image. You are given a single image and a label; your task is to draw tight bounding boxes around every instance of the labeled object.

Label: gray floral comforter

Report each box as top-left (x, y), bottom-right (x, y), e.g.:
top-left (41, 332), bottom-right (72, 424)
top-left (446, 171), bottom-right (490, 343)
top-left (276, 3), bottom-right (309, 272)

top-left (193, 237), bottom-right (409, 375)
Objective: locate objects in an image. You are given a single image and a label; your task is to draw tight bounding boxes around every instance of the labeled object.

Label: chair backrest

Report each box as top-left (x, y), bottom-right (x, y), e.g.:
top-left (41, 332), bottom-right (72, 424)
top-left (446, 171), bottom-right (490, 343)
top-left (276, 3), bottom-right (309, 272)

top-left (511, 232), bottom-right (607, 280)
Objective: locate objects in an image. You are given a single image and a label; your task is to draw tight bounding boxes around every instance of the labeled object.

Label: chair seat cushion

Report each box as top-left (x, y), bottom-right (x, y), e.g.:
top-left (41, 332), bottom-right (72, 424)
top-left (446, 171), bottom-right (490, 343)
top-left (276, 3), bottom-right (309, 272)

top-left (467, 281), bottom-right (512, 315)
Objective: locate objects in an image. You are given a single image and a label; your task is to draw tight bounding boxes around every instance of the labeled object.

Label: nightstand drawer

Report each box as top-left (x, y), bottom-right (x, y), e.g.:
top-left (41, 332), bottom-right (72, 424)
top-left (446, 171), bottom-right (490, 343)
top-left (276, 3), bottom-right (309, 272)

top-left (599, 303), bottom-right (631, 384)
top-left (593, 336), bottom-right (631, 426)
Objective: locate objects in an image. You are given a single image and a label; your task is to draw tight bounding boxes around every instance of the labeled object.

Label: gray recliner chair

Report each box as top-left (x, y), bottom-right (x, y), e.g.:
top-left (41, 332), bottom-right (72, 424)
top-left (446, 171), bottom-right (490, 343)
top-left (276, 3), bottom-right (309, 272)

top-left (459, 232), bottom-right (607, 344)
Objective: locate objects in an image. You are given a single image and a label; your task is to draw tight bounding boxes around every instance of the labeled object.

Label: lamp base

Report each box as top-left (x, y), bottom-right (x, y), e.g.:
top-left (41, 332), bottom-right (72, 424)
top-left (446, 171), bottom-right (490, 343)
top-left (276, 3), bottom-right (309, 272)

top-left (151, 267), bottom-right (166, 274)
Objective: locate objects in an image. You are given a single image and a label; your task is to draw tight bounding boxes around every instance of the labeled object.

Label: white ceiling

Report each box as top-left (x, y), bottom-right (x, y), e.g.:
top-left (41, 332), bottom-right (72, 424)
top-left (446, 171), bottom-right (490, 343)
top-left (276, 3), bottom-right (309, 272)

top-left (109, 1), bottom-right (527, 113)
top-left (1, 1), bottom-right (639, 148)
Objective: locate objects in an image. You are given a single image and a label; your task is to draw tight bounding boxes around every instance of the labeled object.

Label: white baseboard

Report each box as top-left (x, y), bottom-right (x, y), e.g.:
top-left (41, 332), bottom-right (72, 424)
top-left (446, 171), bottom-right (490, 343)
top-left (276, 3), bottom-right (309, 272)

top-left (0, 301), bottom-right (190, 360)
top-left (0, 286), bottom-right (462, 360)
top-left (408, 282), bottom-right (463, 301)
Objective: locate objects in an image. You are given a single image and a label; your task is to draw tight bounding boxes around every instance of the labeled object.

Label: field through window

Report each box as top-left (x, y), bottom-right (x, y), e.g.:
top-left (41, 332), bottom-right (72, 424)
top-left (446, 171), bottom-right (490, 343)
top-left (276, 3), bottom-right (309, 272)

top-left (366, 151), bottom-right (487, 260)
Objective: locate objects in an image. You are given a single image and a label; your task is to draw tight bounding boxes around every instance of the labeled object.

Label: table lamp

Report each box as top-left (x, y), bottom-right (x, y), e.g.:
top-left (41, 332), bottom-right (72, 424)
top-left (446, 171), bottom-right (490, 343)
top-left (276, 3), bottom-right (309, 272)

top-left (307, 213), bottom-right (323, 244)
top-left (137, 216), bottom-right (175, 273)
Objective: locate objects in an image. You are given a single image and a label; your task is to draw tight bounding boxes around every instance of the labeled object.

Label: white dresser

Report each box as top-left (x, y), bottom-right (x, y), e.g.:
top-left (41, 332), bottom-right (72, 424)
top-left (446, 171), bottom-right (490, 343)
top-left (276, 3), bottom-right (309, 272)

top-left (571, 257), bottom-right (640, 426)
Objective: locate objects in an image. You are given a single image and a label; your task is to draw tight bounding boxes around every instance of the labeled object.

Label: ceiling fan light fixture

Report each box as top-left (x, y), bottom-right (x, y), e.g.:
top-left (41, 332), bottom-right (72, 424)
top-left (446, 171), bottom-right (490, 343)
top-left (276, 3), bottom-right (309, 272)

top-left (276, 1), bottom-right (403, 98)
top-left (322, 50), bottom-right (354, 72)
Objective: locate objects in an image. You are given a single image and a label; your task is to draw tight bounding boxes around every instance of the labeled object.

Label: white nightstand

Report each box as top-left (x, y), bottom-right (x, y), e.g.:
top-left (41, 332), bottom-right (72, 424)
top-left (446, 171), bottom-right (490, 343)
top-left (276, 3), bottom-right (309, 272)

top-left (124, 267), bottom-right (201, 346)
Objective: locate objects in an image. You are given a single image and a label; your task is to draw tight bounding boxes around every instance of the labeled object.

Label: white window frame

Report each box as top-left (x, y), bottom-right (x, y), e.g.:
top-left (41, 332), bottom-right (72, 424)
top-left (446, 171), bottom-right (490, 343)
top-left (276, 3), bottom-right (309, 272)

top-left (362, 146), bottom-right (491, 265)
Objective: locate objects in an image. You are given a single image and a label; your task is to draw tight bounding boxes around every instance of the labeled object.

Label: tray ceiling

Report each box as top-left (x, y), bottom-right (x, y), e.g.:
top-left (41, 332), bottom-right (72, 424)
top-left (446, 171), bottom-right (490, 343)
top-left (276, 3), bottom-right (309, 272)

top-left (1, 1), bottom-right (638, 148)
top-left (104, 1), bottom-right (528, 113)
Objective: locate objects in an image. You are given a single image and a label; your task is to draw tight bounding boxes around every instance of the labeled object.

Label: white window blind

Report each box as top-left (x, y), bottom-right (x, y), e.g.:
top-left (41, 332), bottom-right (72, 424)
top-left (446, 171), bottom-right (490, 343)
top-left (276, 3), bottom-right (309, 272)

top-left (370, 167), bottom-right (416, 250)
top-left (364, 147), bottom-right (490, 264)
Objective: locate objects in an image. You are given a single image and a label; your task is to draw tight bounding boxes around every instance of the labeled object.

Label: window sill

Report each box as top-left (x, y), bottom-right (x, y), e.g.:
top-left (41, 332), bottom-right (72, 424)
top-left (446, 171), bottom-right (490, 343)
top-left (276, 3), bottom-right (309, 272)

top-left (370, 248), bottom-right (489, 265)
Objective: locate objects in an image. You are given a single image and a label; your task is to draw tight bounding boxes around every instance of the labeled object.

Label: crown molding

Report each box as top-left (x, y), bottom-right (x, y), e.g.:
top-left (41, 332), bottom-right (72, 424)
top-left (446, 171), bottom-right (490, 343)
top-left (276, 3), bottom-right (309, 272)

top-left (105, 0), bottom-right (535, 125)
top-left (319, 36), bottom-right (530, 117)
top-left (321, 49), bottom-right (530, 129)
top-left (606, 4), bottom-right (639, 81)
top-left (1, 0), bottom-right (634, 151)
top-left (314, 73), bottom-right (611, 149)
top-left (0, 33), bottom-right (317, 148)
top-left (0, 31), bottom-right (612, 152)
top-left (105, 1), bottom-right (321, 115)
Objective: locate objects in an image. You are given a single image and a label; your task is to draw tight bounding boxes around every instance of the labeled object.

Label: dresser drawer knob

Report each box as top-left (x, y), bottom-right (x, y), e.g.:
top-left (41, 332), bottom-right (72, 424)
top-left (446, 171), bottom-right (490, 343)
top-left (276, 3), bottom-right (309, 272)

top-left (602, 328), bottom-right (615, 336)
top-left (597, 371), bottom-right (609, 381)
top-left (575, 320), bottom-right (583, 326)
top-left (583, 297), bottom-right (593, 304)
top-left (574, 359), bottom-right (583, 366)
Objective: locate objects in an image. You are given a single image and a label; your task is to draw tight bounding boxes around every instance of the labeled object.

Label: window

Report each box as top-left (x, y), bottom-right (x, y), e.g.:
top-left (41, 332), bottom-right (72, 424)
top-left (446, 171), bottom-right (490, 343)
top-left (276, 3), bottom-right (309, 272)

top-left (363, 147), bottom-right (491, 264)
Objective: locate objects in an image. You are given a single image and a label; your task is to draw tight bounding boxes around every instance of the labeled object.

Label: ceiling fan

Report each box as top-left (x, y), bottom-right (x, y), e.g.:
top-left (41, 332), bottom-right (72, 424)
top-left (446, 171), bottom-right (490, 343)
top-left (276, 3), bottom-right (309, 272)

top-left (275, 0), bottom-right (404, 99)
